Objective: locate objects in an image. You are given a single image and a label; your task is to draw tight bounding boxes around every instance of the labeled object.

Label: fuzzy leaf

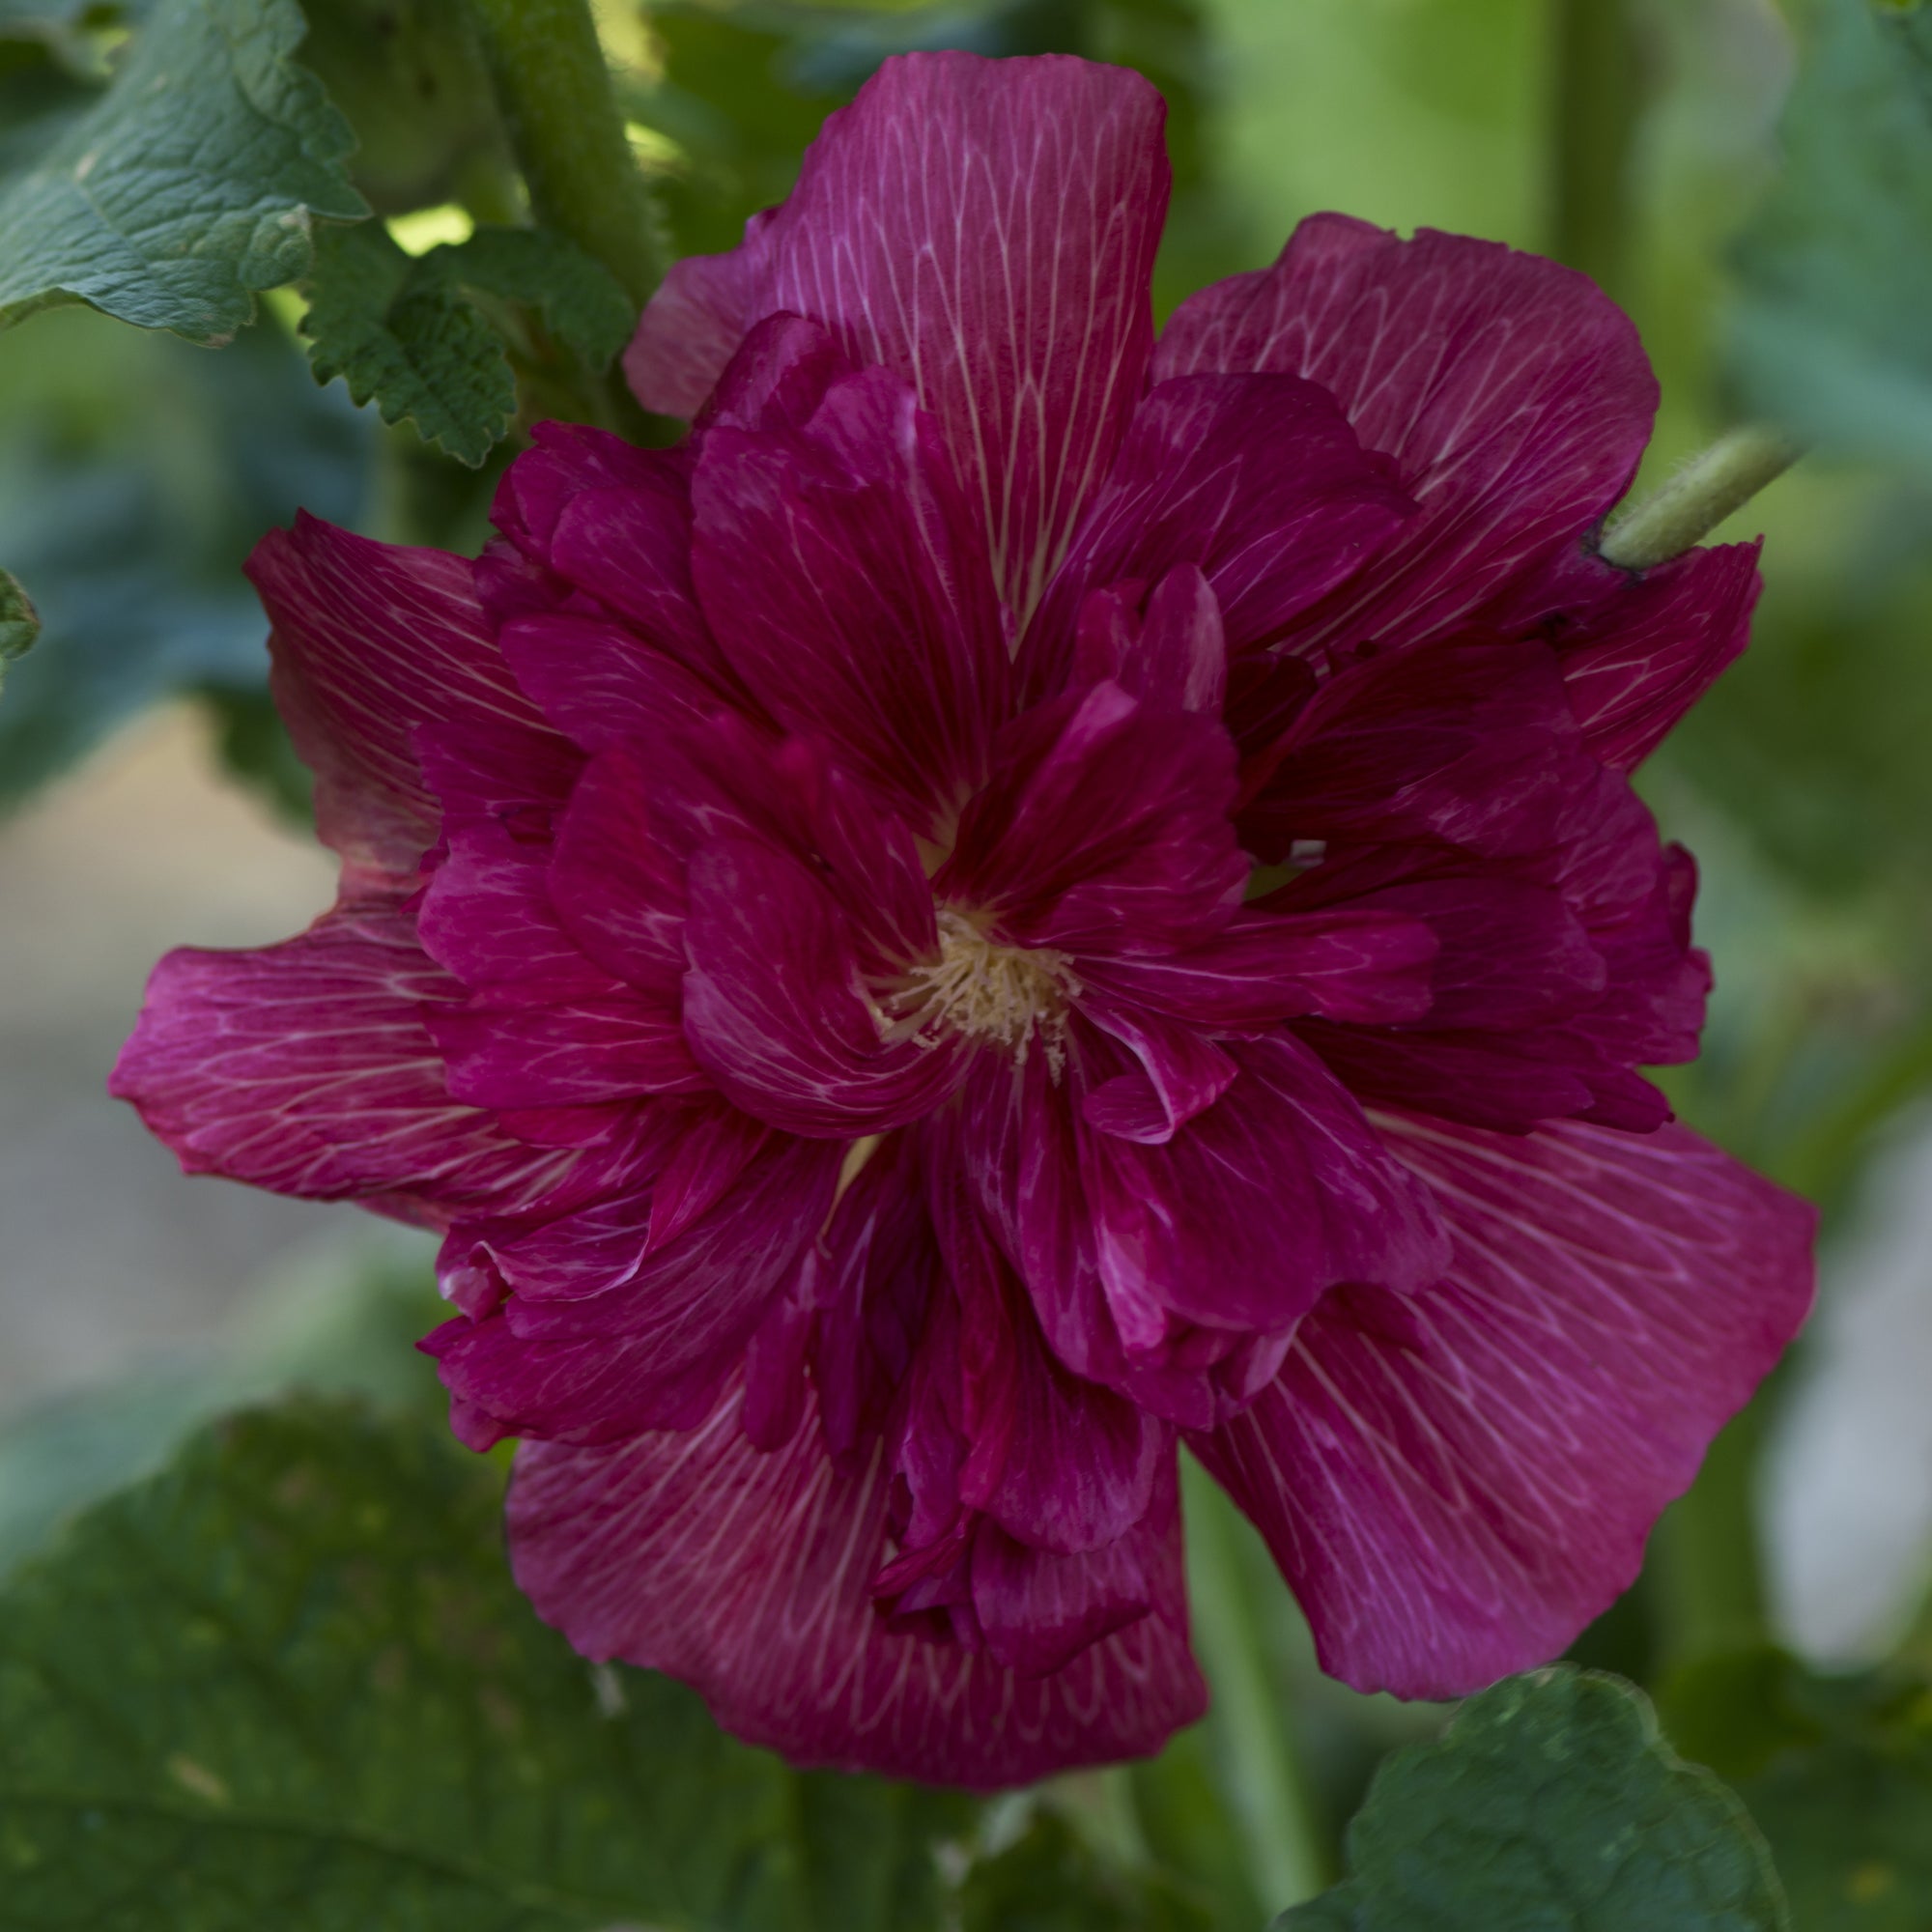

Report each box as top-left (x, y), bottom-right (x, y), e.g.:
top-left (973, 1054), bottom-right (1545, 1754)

top-left (301, 218), bottom-right (514, 467)
top-left (441, 224), bottom-right (637, 370)
top-left (0, 1398), bottom-right (979, 1932)
top-left (1728, 0), bottom-right (1932, 474)
top-left (1276, 1668), bottom-right (1789, 1932)
top-left (0, 0), bottom-right (367, 342)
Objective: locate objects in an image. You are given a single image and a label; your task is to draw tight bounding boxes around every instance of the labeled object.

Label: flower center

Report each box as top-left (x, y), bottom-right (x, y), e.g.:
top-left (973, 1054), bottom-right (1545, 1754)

top-left (871, 907), bottom-right (1080, 1073)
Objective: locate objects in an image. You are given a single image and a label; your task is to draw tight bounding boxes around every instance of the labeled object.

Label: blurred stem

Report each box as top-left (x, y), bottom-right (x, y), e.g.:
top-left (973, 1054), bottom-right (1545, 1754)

top-left (1599, 426), bottom-right (1804, 570)
top-left (463, 0), bottom-right (665, 306)
top-left (1653, 1399), bottom-right (1772, 1667)
top-left (1549, 0), bottom-right (1641, 299)
top-left (1183, 1466), bottom-right (1327, 1913)
top-left (1778, 1009), bottom-right (1932, 1203)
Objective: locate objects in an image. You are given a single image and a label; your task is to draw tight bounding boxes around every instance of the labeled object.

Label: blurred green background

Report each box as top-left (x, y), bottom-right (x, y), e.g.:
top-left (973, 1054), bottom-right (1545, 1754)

top-left (2, 0), bottom-right (1930, 1918)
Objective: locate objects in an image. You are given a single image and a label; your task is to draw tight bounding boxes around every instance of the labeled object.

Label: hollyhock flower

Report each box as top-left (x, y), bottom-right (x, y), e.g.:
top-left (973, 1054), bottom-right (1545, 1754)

top-left (114, 51), bottom-right (1814, 1786)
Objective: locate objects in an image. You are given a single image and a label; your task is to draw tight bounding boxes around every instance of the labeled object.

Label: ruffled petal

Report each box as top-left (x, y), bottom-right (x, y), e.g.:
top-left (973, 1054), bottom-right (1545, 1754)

top-left (1077, 998), bottom-right (1237, 1143)
top-left (498, 611), bottom-right (736, 758)
top-left (1080, 1032), bottom-right (1449, 1339)
top-left (937, 681), bottom-right (1245, 955)
top-left (1191, 1113), bottom-right (1815, 1698)
top-left (1155, 217), bottom-right (1657, 659)
top-left (691, 365), bottom-right (1009, 833)
top-left (1075, 907), bottom-right (1436, 1029)
top-left (541, 746), bottom-right (693, 999)
top-left (969, 1456), bottom-right (1180, 1677)
top-left (490, 423), bottom-right (735, 693)
top-left (934, 1172), bottom-right (1161, 1553)
top-left (628, 51), bottom-right (1170, 618)
top-left (1071, 564), bottom-right (1228, 715)
top-left (1528, 541), bottom-right (1764, 771)
top-left (428, 991), bottom-right (706, 1108)
top-left (110, 893), bottom-right (569, 1225)
top-left (506, 1379), bottom-right (1206, 1785)
top-left (427, 1133), bottom-right (842, 1436)
top-left (1030, 372), bottom-right (1413, 692)
top-left (246, 515), bottom-right (556, 884)
top-left (682, 836), bottom-right (962, 1137)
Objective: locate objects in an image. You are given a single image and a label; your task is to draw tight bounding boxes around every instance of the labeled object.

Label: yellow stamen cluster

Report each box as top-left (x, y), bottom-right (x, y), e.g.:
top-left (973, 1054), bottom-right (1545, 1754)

top-left (872, 907), bottom-right (1079, 1074)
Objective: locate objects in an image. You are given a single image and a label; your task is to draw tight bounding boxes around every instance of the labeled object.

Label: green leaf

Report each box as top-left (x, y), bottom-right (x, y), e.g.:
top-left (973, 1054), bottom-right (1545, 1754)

top-left (441, 224), bottom-right (637, 371)
top-left (0, 1397), bottom-right (984, 1931)
top-left (301, 218), bottom-right (514, 467)
top-left (0, 567), bottom-right (37, 690)
top-left (0, 0), bottom-right (367, 342)
top-left (1663, 1649), bottom-right (1932, 1931)
top-left (1728, 0), bottom-right (1932, 475)
top-left (1276, 1668), bottom-right (1789, 1932)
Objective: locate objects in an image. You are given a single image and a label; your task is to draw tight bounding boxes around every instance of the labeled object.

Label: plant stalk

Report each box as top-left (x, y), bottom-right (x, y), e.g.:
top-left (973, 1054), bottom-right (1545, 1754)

top-left (1598, 426), bottom-right (1803, 570)
top-left (1549, 0), bottom-right (1641, 299)
top-left (1183, 1465), bottom-right (1328, 1913)
top-left (1653, 1399), bottom-right (1774, 1667)
top-left (463, 0), bottom-right (665, 307)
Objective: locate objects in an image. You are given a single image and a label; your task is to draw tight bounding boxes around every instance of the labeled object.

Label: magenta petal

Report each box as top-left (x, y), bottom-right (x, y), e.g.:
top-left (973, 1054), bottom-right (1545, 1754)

top-left (622, 208), bottom-right (779, 419)
top-left (936, 1179), bottom-right (1161, 1552)
top-left (1243, 639), bottom-right (1594, 860)
top-left (1079, 999), bottom-right (1237, 1143)
top-left (110, 893), bottom-right (557, 1223)
top-left (1534, 541), bottom-right (1764, 771)
top-left (1156, 217), bottom-right (1658, 656)
top-left (1032, 372), bottom-right (1413, 690)
top-left (1076, 908), bottom-right (1437, 1029)
top-left (698, 313), bottom-right (856, 436)
top-left (432, 1135), bottom-right (842, 1435)
top-left (940, 681), bottom-right (1246, 955)
top-left (547, 748), bottom-right (691, 996)
top-left (506, 1381), bottom-right (1207, 1785)
top-left (499, 612), bottom-right (734, 757)
top-left (1082, 1032), bottom-right (1449, 1339)
top-left (415, 831), bottom-right (611, 1002)
top-left (1073, 565), bottom-right (1228, 715)
top-left (682, 837), bottom-right (963, 1136)
top-left (690, 367), bottom-right (1009, 832)
top-left (428, 991), bottom-right (705, 1108)
top-left (628, 51), bottom-right (1169, 617)
top-left (1193, 1114), bottom-right (1815, 1699)
top-left (970, 1456), bottom-right (1181, 1677)
top-left (246, 515), bottom-right (556, 884)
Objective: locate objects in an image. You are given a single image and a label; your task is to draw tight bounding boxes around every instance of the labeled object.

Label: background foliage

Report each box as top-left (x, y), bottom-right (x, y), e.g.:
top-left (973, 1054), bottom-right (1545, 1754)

top-left (2, 0), bottom-right (1931, 1926)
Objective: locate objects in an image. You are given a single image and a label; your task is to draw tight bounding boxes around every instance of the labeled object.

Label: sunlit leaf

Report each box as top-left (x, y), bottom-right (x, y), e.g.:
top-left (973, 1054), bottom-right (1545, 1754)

top-left (301, 218), bottom-right (515, 467)
top-left (0, 0), bottom-right (367, 341)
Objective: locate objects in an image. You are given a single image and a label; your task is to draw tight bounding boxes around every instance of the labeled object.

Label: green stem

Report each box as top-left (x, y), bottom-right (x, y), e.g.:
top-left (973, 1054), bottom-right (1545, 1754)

top-left (1549, 0), bottom-right (1641, 299)
top-left (1653, 1399), bottom-right (1774, 1667)
top-left (463, 0), bottom-right (664, 306)
top-left (1182, 1463), bottom-right (1327, 1912)
top-left (1598, 425), bottom-right (1802, 569)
